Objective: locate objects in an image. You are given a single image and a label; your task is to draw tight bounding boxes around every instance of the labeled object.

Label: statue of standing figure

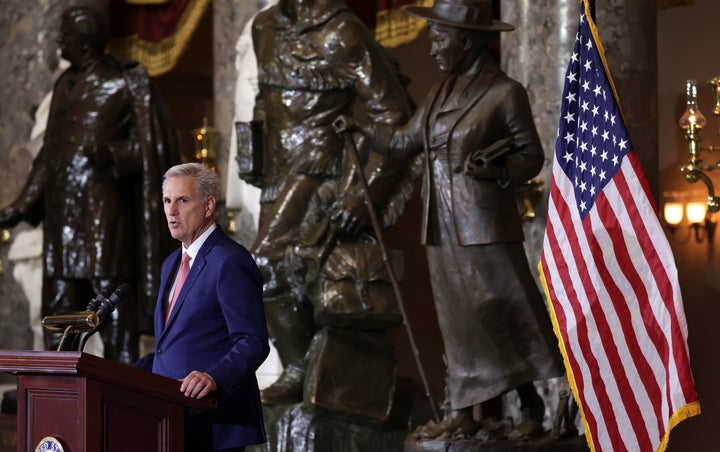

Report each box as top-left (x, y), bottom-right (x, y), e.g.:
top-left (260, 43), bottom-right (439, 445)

top-left (335, 0), bottom-right (565, 441)
top-left (0, 6), bottom-right (179, 363)
top-left (237, 0), bottom-right (421, 411)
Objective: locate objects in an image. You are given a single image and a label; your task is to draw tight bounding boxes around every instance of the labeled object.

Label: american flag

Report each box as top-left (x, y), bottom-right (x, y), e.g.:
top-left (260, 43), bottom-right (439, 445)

top-left (538, 1), bottom-right (700, 451)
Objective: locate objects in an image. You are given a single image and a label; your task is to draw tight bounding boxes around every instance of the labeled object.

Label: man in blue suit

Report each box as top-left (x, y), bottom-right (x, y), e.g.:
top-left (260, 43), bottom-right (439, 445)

top-left (135, 163), bottom-right (269, 451)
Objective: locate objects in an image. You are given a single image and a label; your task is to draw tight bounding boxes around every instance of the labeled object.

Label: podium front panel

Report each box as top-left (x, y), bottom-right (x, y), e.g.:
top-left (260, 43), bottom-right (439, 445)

top-left (18, 374), bottom-right (184, 452)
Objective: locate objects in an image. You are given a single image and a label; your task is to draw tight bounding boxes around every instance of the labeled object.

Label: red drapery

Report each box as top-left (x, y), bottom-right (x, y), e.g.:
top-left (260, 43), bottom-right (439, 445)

top-left (348, 0), bottom-right (432, 47)
top-left (108, 0), bottom-right (210, 76)
top-left (108, 0), bottom-right (431, 76)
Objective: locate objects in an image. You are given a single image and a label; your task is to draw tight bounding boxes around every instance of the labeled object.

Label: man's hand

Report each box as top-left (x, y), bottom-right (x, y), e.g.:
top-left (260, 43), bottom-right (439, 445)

top-left (180, 370), bottom-right (217, 399)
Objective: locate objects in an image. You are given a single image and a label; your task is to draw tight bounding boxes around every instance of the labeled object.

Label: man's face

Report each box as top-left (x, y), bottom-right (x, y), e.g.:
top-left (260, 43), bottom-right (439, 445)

top-left (163, 176), bottom-right (215, 248)
top-left (428, 24), bottom-right (464, 74)
top-left (58, 19), bottom-right (87, 67)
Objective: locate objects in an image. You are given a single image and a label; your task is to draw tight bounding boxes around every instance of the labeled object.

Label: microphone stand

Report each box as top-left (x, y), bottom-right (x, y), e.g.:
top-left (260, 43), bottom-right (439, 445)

top-left (78, 322), bottom-right (105, 353)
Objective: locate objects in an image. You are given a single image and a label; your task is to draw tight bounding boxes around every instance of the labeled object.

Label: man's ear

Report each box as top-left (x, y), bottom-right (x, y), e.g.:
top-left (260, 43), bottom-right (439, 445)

top-left (205, 195), bottom-right (216, 217)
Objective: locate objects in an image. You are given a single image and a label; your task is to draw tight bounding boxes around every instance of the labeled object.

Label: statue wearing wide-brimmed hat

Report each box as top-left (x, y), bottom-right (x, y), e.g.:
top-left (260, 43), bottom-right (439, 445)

top-left (334, 0), bottom-right (566, 443)
top-left (405, 0), bottom-right (515, 32)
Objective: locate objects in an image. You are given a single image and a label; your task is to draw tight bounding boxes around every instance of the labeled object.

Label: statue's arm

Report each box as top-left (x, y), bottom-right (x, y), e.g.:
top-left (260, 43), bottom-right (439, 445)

top-left (500, 83), bottom-right (545, 186)
top-left (0, 146), bottom-right (47, 228)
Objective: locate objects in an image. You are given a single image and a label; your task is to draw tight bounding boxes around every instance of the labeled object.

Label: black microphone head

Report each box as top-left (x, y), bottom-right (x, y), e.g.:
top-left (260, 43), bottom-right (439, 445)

top-left (95, 284), bottom-right (131, 322)
top-left (86, 287), bottom-right (113, 311)
top-left (109, 283), bottom-right (131, 307)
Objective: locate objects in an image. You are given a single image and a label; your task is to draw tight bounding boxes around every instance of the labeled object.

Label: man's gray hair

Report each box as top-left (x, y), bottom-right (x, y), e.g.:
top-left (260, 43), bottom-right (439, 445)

top-left (163, 163), bottom-right (220, 201)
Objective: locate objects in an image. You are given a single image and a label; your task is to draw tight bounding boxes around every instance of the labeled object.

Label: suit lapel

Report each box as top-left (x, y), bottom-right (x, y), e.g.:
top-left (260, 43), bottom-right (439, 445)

top-left (159, 227), bottom-right (221, 336)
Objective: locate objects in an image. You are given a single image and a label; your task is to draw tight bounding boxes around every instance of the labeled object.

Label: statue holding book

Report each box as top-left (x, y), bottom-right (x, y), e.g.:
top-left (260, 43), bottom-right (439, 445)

top-left (334, 0), bottom-right (565, 441)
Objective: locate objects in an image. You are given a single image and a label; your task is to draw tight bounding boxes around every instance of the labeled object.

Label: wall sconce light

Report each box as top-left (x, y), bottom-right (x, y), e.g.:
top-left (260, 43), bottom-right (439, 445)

top-left (686, 201), bottom-right (716, 243)
top-left (663, 200), bottom-right (684, 229)
top-left (678, 79), bottom-right (720, 212)
top-left (663, 191), bottom-right (716, 243)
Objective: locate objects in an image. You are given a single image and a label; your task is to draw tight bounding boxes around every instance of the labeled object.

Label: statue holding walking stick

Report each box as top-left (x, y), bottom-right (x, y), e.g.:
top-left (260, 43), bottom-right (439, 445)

top-left (234, 0), bottom-right (434, 445)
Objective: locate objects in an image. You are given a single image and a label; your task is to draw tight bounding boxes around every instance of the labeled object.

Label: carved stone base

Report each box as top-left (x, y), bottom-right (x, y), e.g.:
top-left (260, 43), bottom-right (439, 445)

top-left (404, 434), bottom-right (590, 452)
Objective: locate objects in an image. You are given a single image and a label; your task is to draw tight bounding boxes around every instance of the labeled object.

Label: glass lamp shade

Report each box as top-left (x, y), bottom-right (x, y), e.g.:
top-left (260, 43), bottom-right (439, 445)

top-left (686, 201), bottom-right (707, 224)
top-left (664, 202), bottom-right (684, 226)
top-left (679, 79), bottom-right (707, 130)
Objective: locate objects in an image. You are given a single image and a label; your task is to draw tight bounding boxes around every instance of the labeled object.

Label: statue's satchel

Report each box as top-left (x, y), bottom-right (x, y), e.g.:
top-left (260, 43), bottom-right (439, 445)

top-left (235, 120), bottom-right (264, 182)
top-left (317, 243), bottom-right (404, 330)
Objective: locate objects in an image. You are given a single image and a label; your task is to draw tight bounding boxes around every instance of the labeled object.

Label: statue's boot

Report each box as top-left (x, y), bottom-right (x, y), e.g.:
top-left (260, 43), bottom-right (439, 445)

top-left (414, 408), bottom-right (480, 440)
top-left (261, 294), bottom-right (316, 405)
top-left (508, 382), bottom-right (546, 440)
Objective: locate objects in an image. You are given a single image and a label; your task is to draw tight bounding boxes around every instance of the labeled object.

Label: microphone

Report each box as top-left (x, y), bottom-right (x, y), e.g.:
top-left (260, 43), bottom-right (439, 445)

top-left (85, 287), bottom-right (113, 312)
top-left (42, 284), bottom-right (131, 333)
top-left (95, 283), bottom-right (131, 322)
top-left (79, 284), bottom-right (131, 354)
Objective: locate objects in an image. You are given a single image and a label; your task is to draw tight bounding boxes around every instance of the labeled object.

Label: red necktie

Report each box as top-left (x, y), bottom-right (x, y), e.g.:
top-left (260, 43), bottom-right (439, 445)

top-left (166, 252), bottom-right (190, 323)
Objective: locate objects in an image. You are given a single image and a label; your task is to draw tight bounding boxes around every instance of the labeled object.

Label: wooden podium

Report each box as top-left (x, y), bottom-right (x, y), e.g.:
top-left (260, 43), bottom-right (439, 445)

top-left (0, 350), bottom-right (214, 452)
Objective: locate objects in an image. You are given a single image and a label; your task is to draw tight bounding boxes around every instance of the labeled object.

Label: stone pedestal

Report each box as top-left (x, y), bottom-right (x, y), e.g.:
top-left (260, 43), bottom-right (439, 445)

top-left (405, 434), bottom-right (590, 452)
top-left (252, 404), bottom-right (409, 452)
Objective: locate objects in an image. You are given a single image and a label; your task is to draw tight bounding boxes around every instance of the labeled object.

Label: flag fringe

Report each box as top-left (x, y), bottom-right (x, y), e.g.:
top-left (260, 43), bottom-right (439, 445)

top-left (538, 261), bottom-right (597, 452)
top-left (657, 401), bottom-right (701, 452)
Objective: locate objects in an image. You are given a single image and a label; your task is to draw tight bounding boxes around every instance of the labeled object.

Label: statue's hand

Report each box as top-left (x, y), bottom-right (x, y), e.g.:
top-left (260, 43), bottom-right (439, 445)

top-left (463, 157), bottom-right (504, 181)
top-left (331, 193), bottom-right (370, 237)
top-left (0, 206), bottom-right (20, 228)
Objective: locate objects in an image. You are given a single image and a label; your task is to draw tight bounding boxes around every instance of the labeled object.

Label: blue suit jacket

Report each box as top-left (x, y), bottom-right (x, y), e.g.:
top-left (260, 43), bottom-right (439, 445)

top-left (135, 227), bottom-right (269, 449)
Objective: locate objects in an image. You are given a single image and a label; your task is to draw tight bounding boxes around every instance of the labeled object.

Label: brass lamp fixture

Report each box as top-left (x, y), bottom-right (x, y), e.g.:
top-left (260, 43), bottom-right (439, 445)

top-left (191, 117), bottom-right (218, 173)
top-left (663, 191), bottom-right (716, 243)
top-left (678, 78), bottom-right (720, 212)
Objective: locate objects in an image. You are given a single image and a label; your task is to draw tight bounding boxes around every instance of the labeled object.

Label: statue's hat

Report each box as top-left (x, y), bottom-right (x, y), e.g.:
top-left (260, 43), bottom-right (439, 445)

top-left (405, 0), bottom-right (515, 32)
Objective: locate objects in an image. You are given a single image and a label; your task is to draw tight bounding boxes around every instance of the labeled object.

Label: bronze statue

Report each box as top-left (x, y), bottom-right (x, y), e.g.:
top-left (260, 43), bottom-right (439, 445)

top-left (0, 6), bottom-right (179, 363)
top-left (237, 0), bottom-right (419, 406)
top-left (334, 0), bottom-right (565, 440)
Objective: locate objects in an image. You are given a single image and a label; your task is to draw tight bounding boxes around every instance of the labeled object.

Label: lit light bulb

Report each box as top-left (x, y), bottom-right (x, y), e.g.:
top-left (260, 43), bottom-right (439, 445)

top-left (663, 202), bottom-right (684, 226)
top-left (679, 79), bottom-right (707, 131)
top-left (686, 201), bottom-right (707, 224)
